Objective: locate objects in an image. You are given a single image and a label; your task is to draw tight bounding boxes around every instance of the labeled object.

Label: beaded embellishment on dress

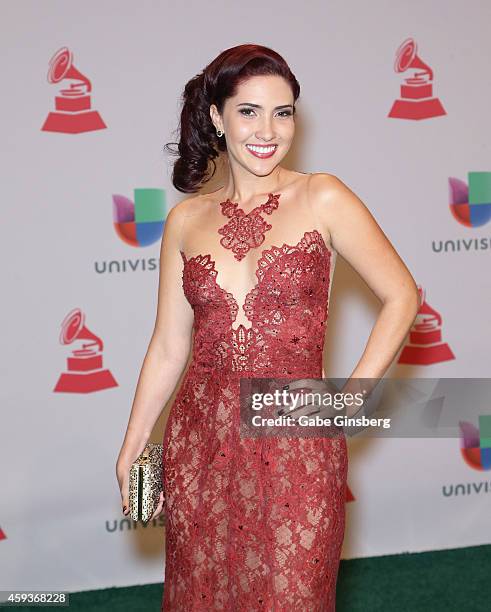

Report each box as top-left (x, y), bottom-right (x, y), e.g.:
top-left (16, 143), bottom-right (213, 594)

top-left (218, 192), bottom-right (281, 261)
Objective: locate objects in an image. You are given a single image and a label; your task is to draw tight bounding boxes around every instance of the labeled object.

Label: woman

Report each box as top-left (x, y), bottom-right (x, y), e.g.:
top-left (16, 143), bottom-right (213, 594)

top-left (116, 44), bottom-right (419, 611)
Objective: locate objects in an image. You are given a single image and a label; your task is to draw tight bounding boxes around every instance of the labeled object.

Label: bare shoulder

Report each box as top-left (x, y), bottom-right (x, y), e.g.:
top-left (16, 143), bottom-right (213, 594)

top-left (308, 172), bottom-right (373, 232)
top-left (169, 192), bottom-right (204, 218)
top-left (167, 192), bottom-right (205, 225)
top-left (161, 193), bottom-right (203, 249)
top-left (309, 172), bottom-right (360, 209)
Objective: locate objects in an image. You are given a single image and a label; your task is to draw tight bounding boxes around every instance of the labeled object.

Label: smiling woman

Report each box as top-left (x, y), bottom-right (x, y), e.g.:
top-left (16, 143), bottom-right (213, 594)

top-left (116, 43), bottom-right (420, 612)
top-left (163, 45), bottom-right (300, 194)
top-left (209, 73), bottom-right (297, 179)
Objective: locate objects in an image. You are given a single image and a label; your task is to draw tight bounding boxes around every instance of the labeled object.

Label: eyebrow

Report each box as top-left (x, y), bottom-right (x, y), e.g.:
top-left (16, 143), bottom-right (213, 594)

top-left (236, 103), bottom-right (294, 110)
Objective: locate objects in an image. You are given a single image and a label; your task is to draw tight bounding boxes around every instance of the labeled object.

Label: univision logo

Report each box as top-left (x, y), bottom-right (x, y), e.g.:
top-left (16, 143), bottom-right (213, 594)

top-left (105, 516), bottom-right (166, 532)
top-left (459, 416), bottom-right (491, 471)
top-left (113, 188), bottom-right (166, 247)
top-left (94, 188), bottom-right (168, 275)
top-left (449, 172), bottom-right (491, 228)
top-left (441, 416), bottom-right (491, 498)
top-left (432, 172), bottom-right (491, 254)
top-left (442, 481), bottom-right (491, 497)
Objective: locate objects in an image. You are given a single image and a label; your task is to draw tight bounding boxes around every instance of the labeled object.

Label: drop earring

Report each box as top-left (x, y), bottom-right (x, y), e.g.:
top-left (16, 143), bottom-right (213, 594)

top-left (216, 128), bottom-right (224, 137)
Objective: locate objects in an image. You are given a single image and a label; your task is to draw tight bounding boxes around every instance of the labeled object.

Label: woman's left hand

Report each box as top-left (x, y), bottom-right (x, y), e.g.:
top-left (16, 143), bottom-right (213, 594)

top-left (273, 378), bottom-right (341, 423)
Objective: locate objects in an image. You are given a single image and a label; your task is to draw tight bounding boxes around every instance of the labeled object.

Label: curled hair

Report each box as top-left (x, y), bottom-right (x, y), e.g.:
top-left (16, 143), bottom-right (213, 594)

top-left (164, 44), bottom-right (301, 193)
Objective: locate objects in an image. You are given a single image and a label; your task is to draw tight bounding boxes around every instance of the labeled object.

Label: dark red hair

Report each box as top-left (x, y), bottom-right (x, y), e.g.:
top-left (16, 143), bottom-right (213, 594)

top-left (164, 44), bottom-right (301, 193)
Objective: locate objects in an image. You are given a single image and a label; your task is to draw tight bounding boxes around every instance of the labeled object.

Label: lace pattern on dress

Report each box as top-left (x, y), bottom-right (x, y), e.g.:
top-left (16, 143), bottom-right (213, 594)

top-left (162, 227), bottom-right (348, 611)
top-left (217, 193), bottom-right (282, 261)
top-left (180, 229), bottom-right (331, 375)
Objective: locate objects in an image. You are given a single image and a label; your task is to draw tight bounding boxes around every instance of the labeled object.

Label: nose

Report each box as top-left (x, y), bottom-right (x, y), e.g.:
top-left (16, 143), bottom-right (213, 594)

top-left (255, 116), bottom-right (275, 141)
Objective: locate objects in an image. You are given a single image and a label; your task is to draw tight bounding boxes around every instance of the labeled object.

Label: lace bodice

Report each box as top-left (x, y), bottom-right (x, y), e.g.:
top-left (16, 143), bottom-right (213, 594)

top-left (180, 229), bottom-right (332, 376)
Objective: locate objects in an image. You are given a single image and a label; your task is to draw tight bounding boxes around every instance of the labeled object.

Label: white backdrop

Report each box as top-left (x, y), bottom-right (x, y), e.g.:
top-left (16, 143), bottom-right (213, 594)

top-left (2, 0), bottom-right (491, 594)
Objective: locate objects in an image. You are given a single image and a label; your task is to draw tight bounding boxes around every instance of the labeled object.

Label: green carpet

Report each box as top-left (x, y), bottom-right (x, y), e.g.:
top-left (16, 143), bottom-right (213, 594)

top-left (21, 543), bottom-right (491, 611)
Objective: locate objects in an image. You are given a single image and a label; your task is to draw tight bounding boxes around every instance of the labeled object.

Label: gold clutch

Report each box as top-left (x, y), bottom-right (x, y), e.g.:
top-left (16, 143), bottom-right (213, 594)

top-left (128, 443), bottom-right (164, 523)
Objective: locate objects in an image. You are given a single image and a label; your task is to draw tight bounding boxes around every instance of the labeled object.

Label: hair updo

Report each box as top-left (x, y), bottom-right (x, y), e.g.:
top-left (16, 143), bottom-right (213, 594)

top-left (164, 44), bottom-right (301, 193)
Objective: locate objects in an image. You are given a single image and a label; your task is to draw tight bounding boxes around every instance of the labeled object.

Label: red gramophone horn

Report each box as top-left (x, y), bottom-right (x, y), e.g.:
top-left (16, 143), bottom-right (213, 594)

top-left (47, 47), bottom-right (92, 92)
top-left (59, 308), bottom-right (103, 352)
top-left (394, 38), bottom-right (433, 81)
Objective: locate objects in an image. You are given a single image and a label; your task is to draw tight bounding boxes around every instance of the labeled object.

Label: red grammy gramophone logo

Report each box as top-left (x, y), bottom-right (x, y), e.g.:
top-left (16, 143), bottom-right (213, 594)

top-left (54, 308), bottom-right (117, 393)
top-left (388, 38), bottom-right (446, 120)
top-left (398, 286), bottom-right (454, 365)
top-left (41, 47), bottom-right (106, 134)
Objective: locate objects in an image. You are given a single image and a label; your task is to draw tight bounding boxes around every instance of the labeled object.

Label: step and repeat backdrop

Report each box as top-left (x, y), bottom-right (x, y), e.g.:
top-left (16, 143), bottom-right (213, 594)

top-left (2, 0), bottom-right (490, 595)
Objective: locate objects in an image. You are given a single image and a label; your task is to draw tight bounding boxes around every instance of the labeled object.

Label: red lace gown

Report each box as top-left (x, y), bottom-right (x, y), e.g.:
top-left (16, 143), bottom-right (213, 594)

top-left (161, 196), bottom-right (348, 611)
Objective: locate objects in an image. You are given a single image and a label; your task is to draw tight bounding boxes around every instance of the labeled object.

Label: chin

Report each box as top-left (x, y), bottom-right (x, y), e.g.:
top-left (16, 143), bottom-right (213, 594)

top-left (249, 165), bottom-right (278, 177)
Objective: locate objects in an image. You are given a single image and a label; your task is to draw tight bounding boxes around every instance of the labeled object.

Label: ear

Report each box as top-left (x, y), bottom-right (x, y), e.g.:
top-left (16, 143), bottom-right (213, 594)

top-left (209, 104), bottom-right (222, 132)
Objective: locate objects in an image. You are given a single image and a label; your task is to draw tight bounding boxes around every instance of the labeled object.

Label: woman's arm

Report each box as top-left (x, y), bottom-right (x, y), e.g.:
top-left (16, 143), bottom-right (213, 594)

top-left (312, 173), bottom-right (420, 406)
top-left (116, 199), bottom-right (194, 468)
